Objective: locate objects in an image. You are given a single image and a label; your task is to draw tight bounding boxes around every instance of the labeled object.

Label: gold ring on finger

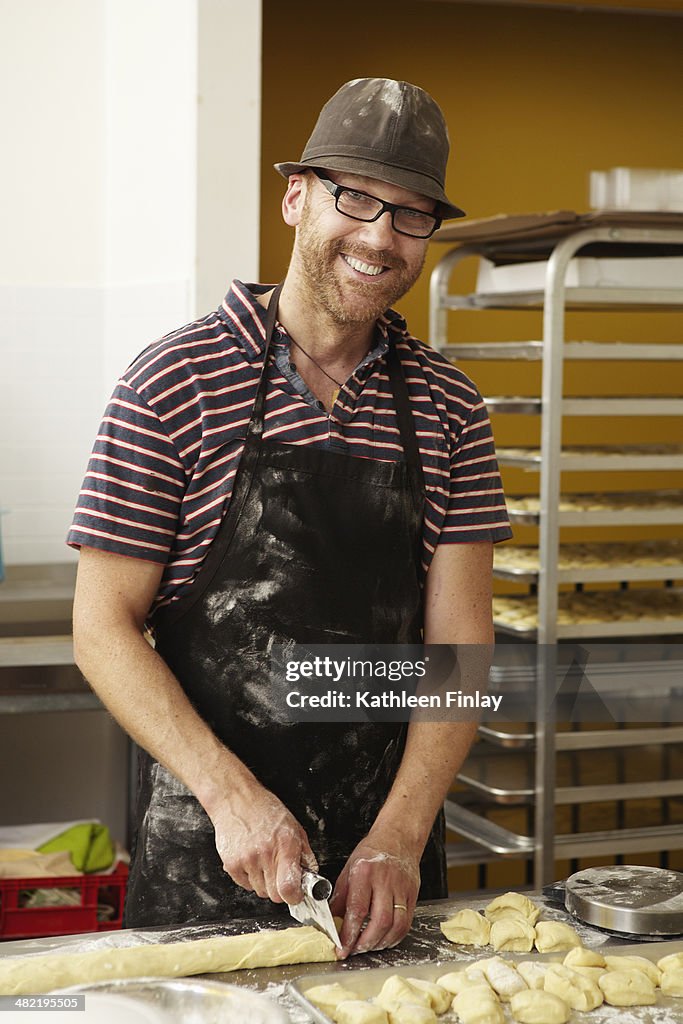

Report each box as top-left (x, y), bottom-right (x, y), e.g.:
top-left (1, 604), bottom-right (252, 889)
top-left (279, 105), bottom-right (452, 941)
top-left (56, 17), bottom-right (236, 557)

top-left (393, 903), bottom-right (408, 911)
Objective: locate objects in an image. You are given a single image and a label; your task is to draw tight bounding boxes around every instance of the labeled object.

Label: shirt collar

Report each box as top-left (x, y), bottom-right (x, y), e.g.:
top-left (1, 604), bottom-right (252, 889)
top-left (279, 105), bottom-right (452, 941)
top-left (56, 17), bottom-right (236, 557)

top-left (217, 280), bottom-right (272, 361)
top-left (217, 279), bottom-right (406, 363)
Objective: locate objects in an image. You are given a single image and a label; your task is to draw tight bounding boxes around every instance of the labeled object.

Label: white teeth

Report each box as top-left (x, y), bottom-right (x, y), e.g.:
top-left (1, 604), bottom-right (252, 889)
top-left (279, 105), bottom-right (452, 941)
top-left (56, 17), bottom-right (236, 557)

top-left (343, 255), bottom-right (384, 276)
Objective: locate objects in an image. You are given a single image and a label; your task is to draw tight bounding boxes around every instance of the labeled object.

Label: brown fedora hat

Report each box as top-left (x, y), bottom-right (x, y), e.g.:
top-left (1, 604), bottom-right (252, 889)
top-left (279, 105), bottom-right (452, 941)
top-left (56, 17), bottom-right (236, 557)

top-left (275, 78), bottom-right (466, 220)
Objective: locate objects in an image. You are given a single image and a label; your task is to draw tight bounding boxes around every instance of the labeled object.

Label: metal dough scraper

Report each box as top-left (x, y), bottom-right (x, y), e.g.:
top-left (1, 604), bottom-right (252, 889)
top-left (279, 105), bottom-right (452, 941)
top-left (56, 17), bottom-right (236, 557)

top-left (287, 870), bottom-right (341, 947)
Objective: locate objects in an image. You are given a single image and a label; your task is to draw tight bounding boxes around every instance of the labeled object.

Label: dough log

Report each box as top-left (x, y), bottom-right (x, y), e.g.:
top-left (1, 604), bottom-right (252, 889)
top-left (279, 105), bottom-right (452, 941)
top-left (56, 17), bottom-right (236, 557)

top-left (0, 924), bottom-right (336, 996)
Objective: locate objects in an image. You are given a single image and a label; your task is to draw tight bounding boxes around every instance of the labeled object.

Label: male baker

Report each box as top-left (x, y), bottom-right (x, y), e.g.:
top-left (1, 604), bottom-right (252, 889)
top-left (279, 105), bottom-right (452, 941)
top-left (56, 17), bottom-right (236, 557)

top-left (70, 78), bottom-right (512, 956)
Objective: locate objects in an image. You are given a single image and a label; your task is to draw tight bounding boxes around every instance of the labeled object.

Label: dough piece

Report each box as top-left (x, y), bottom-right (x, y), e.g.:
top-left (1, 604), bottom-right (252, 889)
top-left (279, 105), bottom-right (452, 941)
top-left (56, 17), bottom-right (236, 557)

top-left (490, 916), bottom-right (535, 953)
top-left (436, 967), bottom-right (490, 995)
top-left (510, 989), bottom-right (570, 1023)
top-left (599, 968), bottom-right (656, 1006)
top-left (565, 965), bottom-right (605, 983)
top-left (0, 924), bottom-right (336, 996)
top-left (563, 947), bottom-right (605, 969)
top-left (659, 951), bottom-right (683, 972)
top-left (543, 964), bottom-right (603, 1011)
top-left (384, 1003), bottom-right (437, 1024)
top-left (404, 977), bottom-right (452, 1014)
top-left (661, 967), bottom-right (683, 997)
top-left (452, 985), bottom-right (504, 1024)
top-left (374, 976), bottom-right (432, 1012)
top-left (517, 961), bottom-right (553, 990)
top-left (308, 982), bottom-right (361, 1015)
top-left (335, 1001), bottom-right (389, 1024)
top-left (533, 921), bottom-right (581, 953)
top-left (478, 956), bottom-right (528, 1000)
top-left (440, 908), bottom-right (491, 946)
top-left (604, 953), bottom-right (661, 986)
top-left (485, 892), bottom-right (540, 925)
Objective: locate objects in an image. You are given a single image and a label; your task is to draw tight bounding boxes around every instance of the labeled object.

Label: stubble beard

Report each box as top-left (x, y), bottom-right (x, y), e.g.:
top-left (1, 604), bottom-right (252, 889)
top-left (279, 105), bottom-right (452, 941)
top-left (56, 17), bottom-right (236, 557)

top-left (295, 202), bottom-right (426, 326)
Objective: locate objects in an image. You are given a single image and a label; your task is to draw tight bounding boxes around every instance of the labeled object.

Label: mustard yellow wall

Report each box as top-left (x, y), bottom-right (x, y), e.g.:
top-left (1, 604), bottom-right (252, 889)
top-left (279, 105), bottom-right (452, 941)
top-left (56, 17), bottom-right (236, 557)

top-left (260, 1), bottom-right (683, 538)
top-left (260, 0), bottom-right (682, 327)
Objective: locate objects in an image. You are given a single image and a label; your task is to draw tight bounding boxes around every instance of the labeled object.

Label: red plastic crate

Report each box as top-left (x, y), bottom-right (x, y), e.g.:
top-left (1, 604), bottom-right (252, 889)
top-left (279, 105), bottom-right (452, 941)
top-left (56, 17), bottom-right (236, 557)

top-left (0, 862), bottom-right (128, 940)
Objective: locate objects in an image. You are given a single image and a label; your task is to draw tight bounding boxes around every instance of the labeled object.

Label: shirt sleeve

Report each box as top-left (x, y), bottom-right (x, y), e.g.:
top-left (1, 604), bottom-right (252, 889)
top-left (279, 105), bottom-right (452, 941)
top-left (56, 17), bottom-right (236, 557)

top-left (67, 381), bottom-right (187, 563)
top-left (440, 391), bottom-right (513, 545)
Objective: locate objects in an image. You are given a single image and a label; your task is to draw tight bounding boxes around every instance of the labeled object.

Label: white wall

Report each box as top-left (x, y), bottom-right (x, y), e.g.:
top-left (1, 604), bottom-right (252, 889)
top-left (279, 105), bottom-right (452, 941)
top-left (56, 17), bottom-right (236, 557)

top-left (196, 0), bottom-right (262, 311)
top-left (0, 0), bottom-right (107, 565)
top-left (0, 0), bottom-right (262, 842)
top-left (0, 0), bottom-right (261, 566)
top-left (102, 0), bottom-right (198, 387)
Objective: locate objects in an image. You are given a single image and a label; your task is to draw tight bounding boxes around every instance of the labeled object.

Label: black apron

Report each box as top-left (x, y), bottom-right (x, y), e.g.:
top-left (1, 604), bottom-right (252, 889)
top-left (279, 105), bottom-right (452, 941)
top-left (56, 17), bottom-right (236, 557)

top-left (125, 287), bottom-right (447, 927)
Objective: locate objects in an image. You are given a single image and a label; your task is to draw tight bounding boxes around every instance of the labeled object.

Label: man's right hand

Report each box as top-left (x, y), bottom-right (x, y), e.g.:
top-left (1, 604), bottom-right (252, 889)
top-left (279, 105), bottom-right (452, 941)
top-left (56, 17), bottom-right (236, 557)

top-left (208, 784), bottom-right (318, 905)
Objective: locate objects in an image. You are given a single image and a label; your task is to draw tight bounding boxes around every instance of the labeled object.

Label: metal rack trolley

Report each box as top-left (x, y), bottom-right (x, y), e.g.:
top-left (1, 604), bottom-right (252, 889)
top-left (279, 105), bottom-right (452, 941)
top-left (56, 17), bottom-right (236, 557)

top-left (429, 210), bottom-right (683, 886)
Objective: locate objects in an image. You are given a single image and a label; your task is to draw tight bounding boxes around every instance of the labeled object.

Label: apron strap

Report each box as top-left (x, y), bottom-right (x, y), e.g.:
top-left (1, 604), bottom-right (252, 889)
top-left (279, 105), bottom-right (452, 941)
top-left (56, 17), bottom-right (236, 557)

top-left (386, 342), bottom-right (425, 499)
top-left (249, 282), bottom-right (284, 435)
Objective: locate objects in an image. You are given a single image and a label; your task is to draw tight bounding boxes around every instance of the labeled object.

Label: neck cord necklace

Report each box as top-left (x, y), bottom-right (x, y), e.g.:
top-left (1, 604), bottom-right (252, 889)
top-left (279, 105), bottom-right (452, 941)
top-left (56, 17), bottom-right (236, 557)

top-left (289, 336), bottom-right (344, 398)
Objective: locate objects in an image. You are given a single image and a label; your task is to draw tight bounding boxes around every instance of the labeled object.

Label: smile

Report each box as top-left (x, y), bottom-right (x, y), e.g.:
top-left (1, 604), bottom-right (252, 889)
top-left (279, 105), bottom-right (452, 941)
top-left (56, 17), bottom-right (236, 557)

top-left (341, 254), bottom-right (386, 277)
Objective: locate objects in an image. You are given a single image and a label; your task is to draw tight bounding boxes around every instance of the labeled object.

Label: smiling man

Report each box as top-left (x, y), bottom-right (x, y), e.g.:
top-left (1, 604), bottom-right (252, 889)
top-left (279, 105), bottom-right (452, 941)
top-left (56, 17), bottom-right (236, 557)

top-left (69, 79), bottom-right (512, 956)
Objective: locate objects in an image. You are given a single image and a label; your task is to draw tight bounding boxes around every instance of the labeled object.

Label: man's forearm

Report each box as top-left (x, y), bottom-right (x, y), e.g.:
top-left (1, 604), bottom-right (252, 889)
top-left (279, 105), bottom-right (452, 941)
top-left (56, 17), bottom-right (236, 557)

top-left (370, 719), bottom-right (478, 853)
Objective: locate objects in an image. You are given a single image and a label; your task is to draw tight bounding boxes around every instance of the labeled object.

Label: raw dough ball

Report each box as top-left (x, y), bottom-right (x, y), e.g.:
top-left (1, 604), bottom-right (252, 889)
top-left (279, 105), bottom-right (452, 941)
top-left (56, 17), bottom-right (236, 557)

top-left (308, 982), bottom-right (360, 1015)
top-left (659, 951), bottom-right (683, 972)
top-left (510, 989), bottom-right (570, 1023)
top-left (517, 962), bottom-right (553, 990)
top-left (452, 985), bottom-right (504, 1024)
top-left (599, 968), bottom-right (656, 1006)
top-left (404, 977), bottom-right (451, 1014)
top-left (335, 1001), bottom-right (389, 1024)
top-left (485, 892), bottom-right (540, 925)
top-left (374, 976), bottom-right (432, 1012)
top-left (490, 916), bottom-right (535, 953)
top-left (543, 964), bottom-right (603, 1011)
top-left (604, 954), bottom-right (661, 986)
top-left (661, 967), bottom-right (683, 997)
top-left (534, 921), bottom-right (581, 953)
top-left (440, 908), bottom-right (491, 946)
top-left (436, 967), bottom-right (490, 995)
top-left (478, 957), bottom-right (528, 1000)
top-left (563, 947), bottom-right (605, 969)
top-left (384, 1003), bottom-right (437, 1024)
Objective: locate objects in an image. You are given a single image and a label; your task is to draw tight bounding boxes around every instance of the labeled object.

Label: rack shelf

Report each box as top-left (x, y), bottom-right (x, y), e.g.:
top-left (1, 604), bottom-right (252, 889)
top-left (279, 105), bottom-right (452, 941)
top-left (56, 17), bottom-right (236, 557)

top-left (487, 396), bottom-right (683, 416)
top-left (506, 491), bottom-right (683, 527)
top-left (441, 341), bottom-right (683, 361)
top-left (497, 445), bottom-right (683, 471)
top-left (494, 540), bottom-right (683, 584)
top-left (446, 286), bottom-right (683, 311)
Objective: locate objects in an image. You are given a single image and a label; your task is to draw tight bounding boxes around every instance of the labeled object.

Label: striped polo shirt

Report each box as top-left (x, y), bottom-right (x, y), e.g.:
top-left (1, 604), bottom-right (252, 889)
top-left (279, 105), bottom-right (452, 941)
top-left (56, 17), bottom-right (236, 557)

top-left (68, 280), bottom-right (512, 618)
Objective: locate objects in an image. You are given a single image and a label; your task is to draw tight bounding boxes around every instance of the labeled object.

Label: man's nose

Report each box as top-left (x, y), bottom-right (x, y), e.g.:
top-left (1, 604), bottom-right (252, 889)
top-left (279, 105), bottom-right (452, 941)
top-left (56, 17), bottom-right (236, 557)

top-left (356, 210), bottom-right (396, 250)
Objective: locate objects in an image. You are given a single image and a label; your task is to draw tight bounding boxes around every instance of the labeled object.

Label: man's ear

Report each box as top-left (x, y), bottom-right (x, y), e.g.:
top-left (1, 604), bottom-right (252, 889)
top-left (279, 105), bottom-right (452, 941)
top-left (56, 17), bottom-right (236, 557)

top-left (282, 173), bottom-right (308, 227)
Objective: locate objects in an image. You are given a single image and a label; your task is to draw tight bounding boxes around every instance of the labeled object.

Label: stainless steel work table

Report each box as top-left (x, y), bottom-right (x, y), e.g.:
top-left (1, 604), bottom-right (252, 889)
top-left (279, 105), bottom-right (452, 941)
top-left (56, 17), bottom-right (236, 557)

top-left (1, 893), bottom-right (681, 1022)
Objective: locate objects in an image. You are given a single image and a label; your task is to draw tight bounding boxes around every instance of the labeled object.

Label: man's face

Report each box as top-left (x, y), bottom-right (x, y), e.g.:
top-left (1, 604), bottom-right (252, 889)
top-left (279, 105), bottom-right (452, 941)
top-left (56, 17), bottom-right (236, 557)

top-left (291, 170), bottom-right (433, 326)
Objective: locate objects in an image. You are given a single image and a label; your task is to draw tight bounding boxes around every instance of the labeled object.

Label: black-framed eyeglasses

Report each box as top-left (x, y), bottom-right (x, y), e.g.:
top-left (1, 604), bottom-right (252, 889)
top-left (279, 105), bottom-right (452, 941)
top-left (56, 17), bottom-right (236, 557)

top-left (312, 170), bottom-right (442, 239)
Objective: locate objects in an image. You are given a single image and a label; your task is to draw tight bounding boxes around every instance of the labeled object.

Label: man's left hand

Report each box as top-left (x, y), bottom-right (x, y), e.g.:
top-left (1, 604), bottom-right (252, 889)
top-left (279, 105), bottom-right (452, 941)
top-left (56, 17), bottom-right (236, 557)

top-left (329, 830), bottom-right (421, 957)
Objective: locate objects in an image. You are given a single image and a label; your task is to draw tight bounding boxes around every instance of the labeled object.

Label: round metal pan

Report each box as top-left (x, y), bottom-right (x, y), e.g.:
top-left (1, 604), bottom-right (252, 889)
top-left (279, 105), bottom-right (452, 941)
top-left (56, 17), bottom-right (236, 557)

top-left (564, 865), bottom-right (683, 936)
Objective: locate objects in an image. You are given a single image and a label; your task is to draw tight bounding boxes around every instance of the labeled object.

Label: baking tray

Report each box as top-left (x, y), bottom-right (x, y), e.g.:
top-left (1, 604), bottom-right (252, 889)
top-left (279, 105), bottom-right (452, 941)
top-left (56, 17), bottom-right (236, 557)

top-left (58, 978), bottom-right (289, 1023)
top-left (289, 941), bottom-right (683, 1024)
top-left (505, 491), bottom-right (683, 527)
top-left (496, 444), bottom-right (683, 471)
